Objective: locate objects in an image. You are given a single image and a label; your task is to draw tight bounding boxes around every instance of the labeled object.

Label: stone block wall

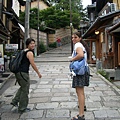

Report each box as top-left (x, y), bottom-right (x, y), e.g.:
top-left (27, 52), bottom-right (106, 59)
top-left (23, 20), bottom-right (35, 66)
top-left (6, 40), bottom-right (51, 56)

top-left (29, 28), bottom-right (71, 47)
top-left (49, 28), bottom-right (71, 44)
top-left (29, 29), bottom-right (47, 46)
top-left (21, 1), bottom-right (49, 12)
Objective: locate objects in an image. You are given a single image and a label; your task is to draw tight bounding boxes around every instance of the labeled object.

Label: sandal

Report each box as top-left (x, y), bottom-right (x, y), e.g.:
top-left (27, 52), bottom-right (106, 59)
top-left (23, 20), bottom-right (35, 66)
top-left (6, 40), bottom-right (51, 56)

top-left (71, 116), bottom-right (78, 120)
top-left (71, 115), bottom-right (85, 120)
top-left (78, 115), bottom-right (85, 120)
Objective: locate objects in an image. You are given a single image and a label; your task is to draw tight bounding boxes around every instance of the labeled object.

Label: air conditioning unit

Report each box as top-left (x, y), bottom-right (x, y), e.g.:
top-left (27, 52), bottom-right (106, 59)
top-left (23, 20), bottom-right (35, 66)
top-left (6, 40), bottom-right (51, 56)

top-left (110, 3), bottom-right (117, 12)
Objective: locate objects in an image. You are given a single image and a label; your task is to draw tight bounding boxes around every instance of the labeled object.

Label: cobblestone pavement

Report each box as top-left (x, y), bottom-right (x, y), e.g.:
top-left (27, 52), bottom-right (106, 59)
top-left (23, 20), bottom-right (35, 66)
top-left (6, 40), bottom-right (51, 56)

top-left (0, 44), bottom-right (120, 120)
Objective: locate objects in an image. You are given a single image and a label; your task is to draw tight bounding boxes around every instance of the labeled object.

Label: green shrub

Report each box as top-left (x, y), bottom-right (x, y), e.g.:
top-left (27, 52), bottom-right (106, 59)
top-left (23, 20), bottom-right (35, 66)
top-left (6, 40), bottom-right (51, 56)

top-left (49, 42), bottom-right (57, 48)
top-left (5, 51), bottom-right (14, 57)
top-left (98, 70), bottom-right (108, 79)
top-left (39, 41), bottom-right (46, 53)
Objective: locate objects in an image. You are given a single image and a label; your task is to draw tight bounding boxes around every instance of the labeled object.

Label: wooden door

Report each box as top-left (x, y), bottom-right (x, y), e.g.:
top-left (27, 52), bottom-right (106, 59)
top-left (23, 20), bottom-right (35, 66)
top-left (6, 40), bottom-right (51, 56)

top-left (118, 42), bottom-right (120, 65)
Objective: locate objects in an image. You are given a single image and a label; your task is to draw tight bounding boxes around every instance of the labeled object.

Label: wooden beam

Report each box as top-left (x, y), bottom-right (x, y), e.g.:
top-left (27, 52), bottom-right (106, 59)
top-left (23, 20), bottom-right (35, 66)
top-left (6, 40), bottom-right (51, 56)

top-left (83, 39), bottom-right (97, 41)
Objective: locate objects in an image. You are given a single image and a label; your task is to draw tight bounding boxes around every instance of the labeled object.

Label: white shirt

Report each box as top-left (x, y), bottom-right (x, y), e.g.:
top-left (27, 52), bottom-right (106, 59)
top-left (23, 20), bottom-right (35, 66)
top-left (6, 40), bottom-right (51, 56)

top-left (72, 42), bottom-right (88, 65)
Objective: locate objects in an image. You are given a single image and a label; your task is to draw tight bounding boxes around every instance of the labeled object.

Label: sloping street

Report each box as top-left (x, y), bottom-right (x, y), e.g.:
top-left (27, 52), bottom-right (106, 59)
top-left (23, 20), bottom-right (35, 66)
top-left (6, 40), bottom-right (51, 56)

top-left (0, 43), bottom-right (120, 120)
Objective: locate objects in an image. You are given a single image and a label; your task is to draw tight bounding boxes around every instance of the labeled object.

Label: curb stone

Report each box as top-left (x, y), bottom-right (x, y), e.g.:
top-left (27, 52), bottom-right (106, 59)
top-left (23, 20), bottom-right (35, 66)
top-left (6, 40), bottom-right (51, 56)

top-left (97, 73), bottom-right (120, 93)
top-left (0, 72), bottom-right (13, 89)
top-left (90, 67), bottom-right (120, 93)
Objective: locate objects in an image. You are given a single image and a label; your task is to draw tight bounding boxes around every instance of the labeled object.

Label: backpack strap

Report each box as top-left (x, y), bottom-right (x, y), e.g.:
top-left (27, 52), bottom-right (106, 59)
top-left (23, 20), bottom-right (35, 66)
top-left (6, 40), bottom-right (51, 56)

top-left (15, 72), bottom-right (27, 85)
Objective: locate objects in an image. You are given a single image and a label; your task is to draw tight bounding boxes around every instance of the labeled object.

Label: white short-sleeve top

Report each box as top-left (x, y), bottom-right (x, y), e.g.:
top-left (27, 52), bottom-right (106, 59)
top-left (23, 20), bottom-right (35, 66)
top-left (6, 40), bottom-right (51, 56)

top-left (72, 42), bottom-right (88, 65)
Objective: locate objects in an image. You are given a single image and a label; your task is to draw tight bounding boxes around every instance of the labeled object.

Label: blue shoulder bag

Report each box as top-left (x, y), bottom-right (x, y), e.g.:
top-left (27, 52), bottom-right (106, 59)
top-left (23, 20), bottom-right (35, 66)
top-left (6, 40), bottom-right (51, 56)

top-left (69, 51), bottom-right (88, 75)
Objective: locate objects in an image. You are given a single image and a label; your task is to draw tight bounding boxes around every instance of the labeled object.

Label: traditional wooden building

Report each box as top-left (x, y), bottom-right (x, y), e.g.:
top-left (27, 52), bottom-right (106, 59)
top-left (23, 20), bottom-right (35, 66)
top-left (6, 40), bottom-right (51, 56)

top-left (0, 0), bottom-right (25, 72)
top-left (82, 0), bottom-right (120, 70)
top-left (20, 0), bottom-right (50, 12)
top-left (0, 0), bottom-right (11, 43)
top-left (107, 16), bottom-right (120, 69)
top-left (1, 0), bottom-right (25, 48)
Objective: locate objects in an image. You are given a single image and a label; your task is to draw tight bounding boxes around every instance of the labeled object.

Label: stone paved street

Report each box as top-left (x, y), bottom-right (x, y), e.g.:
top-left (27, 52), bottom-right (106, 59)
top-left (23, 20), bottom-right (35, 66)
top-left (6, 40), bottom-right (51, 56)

top-left (0, 43), bottom-right (120, 120)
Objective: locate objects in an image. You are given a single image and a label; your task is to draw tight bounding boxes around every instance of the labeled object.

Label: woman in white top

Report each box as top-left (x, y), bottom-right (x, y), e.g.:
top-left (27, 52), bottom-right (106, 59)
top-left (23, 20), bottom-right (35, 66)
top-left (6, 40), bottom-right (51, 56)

top-left (70, 32), bottom-right (90, 120)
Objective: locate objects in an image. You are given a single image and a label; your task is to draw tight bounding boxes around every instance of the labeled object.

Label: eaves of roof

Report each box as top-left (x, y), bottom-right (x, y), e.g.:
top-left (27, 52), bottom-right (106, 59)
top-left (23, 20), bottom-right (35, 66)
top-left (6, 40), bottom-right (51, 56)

top-left (3, 8), bottom-right (19, 24)
top-left (82, 10), bottom-right (120, 38)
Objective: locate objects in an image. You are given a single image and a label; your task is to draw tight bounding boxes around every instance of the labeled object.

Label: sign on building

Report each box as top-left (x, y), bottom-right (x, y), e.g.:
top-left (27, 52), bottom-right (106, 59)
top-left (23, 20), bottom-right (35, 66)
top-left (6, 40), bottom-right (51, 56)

top-left (0, 44), bottom-right (4, 72)
top-left (5, 44), bottom-right (18, 50)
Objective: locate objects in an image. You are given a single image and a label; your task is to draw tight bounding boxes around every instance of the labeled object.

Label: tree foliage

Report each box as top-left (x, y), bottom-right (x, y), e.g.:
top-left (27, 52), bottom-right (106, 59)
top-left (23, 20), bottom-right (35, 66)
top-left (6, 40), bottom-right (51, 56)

top-left (19, 0), bottom-right (88, 31)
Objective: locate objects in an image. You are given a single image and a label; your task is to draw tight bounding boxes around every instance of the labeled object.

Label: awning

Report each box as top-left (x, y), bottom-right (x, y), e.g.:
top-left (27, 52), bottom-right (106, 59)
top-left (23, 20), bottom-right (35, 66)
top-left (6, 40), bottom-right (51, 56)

top-left (4, 8), bottom-right (24, 38)
top-left (43, 26), bottom-right (55, 33)
top-left (107, 21), bottom-right (120, 33)
top-left (18, 23), bottom-right (24, 38)
top-left (18, 23), bottom-right (25, 33)
top-left (82, 10), bottom-right (120, 38)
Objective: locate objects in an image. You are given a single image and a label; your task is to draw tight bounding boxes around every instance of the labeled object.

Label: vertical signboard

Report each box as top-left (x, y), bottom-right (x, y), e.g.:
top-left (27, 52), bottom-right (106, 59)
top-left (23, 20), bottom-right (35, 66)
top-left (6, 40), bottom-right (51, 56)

top-left (5, 44), bottom-right (18, 72)
top-left (0, 44), bottom-right (4, 72)
top-left (118, 42), bottom-right (120, 65)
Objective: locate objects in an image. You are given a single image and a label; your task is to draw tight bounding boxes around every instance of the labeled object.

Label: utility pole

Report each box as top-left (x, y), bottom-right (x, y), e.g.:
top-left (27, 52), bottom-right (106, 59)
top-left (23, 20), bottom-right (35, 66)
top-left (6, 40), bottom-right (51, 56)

top-left (24, 0), bottom-right (30, 48)
top-left (37, 0), bottom-right (40, 55)
top-left (69, 0), bottom-right (73, 53)
top-left (80, 20), bottom-right (84, 35)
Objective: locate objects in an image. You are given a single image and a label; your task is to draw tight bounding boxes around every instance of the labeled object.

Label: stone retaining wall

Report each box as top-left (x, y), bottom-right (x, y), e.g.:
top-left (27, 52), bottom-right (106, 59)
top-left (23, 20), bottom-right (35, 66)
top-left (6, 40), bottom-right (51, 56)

top-left (29, 28), bottom-right (71, 47)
